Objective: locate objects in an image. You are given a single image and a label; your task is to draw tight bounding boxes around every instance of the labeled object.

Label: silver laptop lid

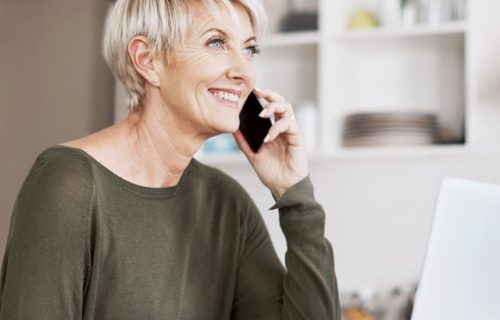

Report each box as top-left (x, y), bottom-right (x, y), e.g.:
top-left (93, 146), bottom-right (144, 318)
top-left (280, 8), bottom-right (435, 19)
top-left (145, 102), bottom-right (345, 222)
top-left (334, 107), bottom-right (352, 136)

top-left (411, 177), bottom-right (500, 320)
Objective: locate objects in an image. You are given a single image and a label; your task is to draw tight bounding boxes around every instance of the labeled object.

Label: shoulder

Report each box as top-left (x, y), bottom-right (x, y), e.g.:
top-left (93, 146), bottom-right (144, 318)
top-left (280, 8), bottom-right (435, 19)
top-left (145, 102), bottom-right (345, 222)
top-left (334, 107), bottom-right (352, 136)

top-left (29, 146), bottom-right (94, 189)
top-left (188, 160), bottom-right (267, 237)
top-left (6, 147), bottom-right (94, 265)
top-left (191, 159), bottom-right (243, 187)
top-left (188, 159), bottom-right (255, 207)
top-left (14, 146), bottom-right (94, 215)
top-left (190, 159), bottom-right (247, 193)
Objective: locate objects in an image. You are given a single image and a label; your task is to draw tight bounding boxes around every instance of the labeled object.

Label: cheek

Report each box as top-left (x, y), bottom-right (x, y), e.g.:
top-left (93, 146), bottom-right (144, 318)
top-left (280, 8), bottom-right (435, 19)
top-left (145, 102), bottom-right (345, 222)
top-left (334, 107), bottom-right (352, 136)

top-left (249, 66), bottom-right (257, 84)
top-left (198, 59), bottom-right (231, 85)
top-left (178, 50), bottom-right (229, 84)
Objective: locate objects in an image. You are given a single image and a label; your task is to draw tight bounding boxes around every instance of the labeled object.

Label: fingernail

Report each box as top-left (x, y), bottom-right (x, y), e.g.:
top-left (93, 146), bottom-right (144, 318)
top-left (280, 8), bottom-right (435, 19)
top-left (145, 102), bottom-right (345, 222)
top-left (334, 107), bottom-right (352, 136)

top-left (254, 87), bottom-right (262, 91)
top-left (263, 134), bottom-right (270, 143)
top-left (259, 109), bottom-right (267, 117)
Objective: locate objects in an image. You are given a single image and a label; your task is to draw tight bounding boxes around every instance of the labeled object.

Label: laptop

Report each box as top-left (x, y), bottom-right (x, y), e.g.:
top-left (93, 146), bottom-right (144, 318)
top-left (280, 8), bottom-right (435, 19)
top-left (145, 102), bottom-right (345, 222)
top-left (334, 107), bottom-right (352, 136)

top-left (411, 177), bottom-right (500, 320)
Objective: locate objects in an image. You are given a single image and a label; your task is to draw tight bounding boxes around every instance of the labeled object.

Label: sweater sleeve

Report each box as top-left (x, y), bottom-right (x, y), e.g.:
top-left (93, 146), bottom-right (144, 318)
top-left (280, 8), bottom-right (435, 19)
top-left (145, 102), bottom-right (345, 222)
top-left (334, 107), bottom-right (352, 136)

top-left (231, 176), bottom-right (340, 320)
top-left (0, 152), bottom-right (92, 320)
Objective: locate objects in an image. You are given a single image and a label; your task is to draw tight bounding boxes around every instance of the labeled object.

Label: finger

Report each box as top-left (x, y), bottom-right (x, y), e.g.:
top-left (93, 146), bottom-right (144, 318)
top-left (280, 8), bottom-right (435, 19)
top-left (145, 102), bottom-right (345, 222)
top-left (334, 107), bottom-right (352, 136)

top-left (260, 102), bottom-right (294, 120)
top-left (233, 130), bottom-right (255, 160)
top-left (254, 88), bottom-right (286, 103)
top-left (265, 117), bottom-right (298, 143)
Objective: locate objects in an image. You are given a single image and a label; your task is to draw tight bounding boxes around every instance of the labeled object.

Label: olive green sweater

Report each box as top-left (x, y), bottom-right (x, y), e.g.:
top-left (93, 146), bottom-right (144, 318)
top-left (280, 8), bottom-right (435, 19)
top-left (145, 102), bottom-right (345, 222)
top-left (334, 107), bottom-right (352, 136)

top-left (0, 146), bottom-right (340, 319)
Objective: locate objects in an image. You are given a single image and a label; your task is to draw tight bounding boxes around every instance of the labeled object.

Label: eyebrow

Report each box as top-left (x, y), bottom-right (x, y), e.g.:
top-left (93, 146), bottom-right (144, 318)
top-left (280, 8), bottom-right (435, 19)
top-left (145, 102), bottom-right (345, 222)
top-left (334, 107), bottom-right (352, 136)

top-left (202, 27), bottom-right (257, 44)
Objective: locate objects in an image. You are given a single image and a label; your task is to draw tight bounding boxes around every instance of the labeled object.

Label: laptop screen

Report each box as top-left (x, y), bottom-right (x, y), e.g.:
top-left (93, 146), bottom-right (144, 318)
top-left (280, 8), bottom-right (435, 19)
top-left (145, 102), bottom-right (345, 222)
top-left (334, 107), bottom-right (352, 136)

top-left (411, 177), bottom-right (500, 320)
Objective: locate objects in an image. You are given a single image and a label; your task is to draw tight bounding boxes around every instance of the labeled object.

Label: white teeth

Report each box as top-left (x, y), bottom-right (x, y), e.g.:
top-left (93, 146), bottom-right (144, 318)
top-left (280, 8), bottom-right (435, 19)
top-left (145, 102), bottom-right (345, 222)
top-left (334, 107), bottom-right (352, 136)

top-left (211, 90), bottom-right (239, 102)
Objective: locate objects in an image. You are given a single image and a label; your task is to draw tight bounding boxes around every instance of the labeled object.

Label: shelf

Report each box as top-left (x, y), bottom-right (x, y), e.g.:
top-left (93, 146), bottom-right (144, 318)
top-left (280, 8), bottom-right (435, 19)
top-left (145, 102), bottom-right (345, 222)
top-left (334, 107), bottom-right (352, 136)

top-left (324, 145), bottom-right (467, 160)
top-left (262, 31), bottom-right (320, 48)
top-left (194, 145), bottom-right (467, 165)
top-left (332, 21), bottom-right (467, 41)
top-left (195, 152), bottom-right (247, 165)
top-left (196, 150), bottom-right (332, 165)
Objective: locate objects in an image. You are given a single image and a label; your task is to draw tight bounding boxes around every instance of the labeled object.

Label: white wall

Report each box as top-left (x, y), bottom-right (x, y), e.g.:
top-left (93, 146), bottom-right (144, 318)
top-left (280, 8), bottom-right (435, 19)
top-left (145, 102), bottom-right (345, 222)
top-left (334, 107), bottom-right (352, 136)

top-left (209, 1), bottom-right (500, 293)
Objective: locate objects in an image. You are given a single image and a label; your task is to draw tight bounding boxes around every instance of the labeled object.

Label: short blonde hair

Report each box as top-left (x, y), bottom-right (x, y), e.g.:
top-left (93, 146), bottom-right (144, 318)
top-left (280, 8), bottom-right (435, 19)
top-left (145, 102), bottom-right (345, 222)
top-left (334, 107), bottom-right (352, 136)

top-left (103, 0), bottom-right (267, 111)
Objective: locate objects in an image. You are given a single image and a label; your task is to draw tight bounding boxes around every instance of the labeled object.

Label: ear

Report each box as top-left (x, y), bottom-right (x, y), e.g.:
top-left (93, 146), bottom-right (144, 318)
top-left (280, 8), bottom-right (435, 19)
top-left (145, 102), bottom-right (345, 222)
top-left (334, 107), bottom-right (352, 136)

top-left (128, 36), bottom-right (160, 87)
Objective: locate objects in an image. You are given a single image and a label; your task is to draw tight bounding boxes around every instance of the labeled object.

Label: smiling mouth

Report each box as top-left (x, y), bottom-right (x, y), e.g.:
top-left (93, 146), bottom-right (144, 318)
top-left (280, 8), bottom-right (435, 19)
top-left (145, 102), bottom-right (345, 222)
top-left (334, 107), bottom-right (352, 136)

top-left (210, 90), bottom-right (239, 102)
top-left (208, 89), bottom-right (241, 109)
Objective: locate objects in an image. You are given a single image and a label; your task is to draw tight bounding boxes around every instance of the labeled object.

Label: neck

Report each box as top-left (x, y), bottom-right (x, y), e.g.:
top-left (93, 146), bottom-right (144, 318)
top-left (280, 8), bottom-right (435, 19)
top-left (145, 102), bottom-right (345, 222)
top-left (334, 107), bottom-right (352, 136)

top-left (123, 100), bottom-right (206, 188)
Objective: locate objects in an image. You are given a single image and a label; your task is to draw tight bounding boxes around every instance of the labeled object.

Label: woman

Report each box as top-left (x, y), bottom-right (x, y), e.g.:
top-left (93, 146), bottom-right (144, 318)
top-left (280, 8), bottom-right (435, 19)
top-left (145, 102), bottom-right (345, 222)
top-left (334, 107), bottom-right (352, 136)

top-left (0, 0), bottom-right (340, 319)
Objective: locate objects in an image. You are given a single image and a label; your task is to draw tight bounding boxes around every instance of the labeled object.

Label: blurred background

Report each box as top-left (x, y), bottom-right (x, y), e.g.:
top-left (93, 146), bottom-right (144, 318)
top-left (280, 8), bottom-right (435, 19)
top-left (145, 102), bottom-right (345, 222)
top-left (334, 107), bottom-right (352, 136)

top-left (2, 0), bottom-right (500, 319)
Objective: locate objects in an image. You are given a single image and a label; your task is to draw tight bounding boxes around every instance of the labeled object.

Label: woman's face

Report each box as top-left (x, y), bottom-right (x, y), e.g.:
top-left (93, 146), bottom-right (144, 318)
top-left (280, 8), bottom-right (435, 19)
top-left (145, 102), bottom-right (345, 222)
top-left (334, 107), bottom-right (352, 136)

top-left (156, 3), bottom-right (258, 137)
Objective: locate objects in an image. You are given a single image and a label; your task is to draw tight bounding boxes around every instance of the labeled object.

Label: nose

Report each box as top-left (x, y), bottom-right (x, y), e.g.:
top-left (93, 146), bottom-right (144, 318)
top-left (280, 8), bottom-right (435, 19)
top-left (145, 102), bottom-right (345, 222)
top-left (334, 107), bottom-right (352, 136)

top-left (226, 50), bottom-right (255, 85)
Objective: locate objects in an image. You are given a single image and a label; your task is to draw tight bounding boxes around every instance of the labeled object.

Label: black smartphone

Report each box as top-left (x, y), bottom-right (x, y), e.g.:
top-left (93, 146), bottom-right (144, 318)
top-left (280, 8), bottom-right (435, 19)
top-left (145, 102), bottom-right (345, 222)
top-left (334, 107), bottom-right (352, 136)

top-left (239, 91), bottom-right (272, 153)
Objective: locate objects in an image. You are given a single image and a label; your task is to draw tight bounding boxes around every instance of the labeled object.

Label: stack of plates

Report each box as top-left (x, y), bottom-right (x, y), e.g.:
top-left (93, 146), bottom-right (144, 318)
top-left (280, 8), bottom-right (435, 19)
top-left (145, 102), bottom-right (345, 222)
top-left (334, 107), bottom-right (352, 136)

top-left (342, 112), bottom-right (439, 147)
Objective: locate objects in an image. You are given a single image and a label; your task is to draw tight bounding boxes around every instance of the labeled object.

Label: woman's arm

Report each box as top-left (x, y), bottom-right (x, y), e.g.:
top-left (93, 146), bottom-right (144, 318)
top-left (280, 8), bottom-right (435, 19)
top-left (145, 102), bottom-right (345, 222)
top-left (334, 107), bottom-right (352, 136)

top-left (232, 88), bottom-right (340, 319)
top-left (0, 152), bottom-right (92, 319)
top-left (272, 175), bottom-right (340, 319)
top-left (230, 176), bottom-right (340, 320)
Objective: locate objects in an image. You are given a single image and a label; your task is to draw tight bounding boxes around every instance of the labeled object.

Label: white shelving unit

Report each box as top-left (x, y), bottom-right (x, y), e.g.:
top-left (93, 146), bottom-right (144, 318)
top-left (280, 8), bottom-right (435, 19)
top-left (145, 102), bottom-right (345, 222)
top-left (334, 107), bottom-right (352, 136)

top-left (321, 0), bottom-right (468, 158)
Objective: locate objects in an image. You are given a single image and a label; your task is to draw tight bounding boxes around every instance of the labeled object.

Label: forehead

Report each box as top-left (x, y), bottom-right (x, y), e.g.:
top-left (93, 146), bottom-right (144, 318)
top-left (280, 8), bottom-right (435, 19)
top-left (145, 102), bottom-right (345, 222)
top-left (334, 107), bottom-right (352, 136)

top-left (189, 2), bottom-right (254, 38)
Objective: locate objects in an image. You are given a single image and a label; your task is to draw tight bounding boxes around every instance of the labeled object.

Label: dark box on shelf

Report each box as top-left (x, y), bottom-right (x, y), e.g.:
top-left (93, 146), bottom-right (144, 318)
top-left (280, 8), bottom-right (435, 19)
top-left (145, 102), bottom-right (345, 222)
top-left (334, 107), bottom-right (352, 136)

top-left (280, 12), bottom-right (318, 32)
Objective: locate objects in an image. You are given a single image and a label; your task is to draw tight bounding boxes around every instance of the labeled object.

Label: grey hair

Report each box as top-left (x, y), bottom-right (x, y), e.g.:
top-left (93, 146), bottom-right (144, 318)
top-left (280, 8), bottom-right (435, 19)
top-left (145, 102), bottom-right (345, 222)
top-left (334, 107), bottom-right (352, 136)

top-left (103, 0), bottom-right (267, 111)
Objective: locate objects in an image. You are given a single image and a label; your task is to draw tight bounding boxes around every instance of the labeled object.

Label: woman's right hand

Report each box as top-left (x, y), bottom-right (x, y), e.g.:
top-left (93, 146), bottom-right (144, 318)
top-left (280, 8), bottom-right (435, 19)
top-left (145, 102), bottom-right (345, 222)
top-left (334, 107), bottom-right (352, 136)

top-left (233, 88), bottom-right (309, 199)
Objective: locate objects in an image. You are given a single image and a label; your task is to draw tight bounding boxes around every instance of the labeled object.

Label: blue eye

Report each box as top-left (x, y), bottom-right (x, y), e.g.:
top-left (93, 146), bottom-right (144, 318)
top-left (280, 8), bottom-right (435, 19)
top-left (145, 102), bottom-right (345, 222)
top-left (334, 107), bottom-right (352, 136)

top-left (243, 46), bottom-right (261, 57)
top-left (207, 38), bottom-right (225, 49)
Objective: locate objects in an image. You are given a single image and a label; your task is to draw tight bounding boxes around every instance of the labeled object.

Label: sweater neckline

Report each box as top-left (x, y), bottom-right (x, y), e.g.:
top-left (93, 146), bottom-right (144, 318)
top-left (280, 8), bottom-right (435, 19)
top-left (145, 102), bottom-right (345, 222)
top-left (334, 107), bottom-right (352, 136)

top-left (48, 145), bottom-right (195, 199)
